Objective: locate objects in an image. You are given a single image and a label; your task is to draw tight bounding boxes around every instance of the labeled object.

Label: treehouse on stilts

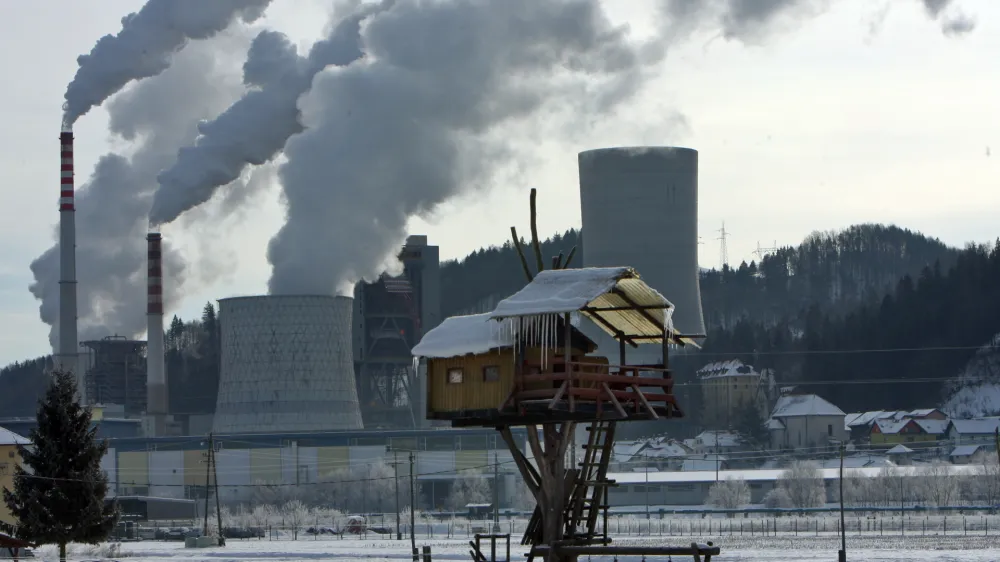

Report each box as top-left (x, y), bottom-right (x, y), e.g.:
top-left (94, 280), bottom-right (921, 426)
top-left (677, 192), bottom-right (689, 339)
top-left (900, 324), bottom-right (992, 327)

top-left (411, 189), bottom-right (717, 562)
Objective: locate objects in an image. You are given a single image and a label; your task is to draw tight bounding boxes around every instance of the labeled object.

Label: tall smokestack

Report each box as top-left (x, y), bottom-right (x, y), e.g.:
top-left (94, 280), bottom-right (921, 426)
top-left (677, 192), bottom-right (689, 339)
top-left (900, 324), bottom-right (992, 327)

top-left (58, 130), bottom-right (82, 402)
top-left (146, 232), bottom-right (167, 417)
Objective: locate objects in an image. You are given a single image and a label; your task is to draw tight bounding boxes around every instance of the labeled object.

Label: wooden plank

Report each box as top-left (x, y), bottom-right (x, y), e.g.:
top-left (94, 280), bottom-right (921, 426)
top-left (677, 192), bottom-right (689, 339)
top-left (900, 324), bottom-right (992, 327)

top-left (631, 384), bottom-right (660, 420)
top-left (548, 380), bottom-right (568, 409)
top-left (601, 383), bottom-right (628, 418)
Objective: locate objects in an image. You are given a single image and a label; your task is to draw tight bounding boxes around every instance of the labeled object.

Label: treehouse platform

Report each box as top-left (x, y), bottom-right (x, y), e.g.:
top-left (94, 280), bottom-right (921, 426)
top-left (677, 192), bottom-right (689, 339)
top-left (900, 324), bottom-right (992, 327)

top-left (412, 267), bottom-right (699, 428)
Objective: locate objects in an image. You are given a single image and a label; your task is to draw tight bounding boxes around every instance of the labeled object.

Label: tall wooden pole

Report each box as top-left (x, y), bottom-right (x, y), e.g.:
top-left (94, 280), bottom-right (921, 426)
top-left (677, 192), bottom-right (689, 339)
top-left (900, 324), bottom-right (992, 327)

top-left (213, 440), bottom-right (223, 543)
top-left (409, 452), bottom-right (416, 556)
top-left (838, 442), bottom-right (846, 562)
top-left (203, 433), bottom-right (212, 536)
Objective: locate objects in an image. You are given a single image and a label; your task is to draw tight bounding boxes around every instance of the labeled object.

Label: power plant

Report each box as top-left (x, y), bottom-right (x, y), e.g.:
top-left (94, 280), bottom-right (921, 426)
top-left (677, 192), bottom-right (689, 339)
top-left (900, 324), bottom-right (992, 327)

top-left (578, 146), bottom-right (707, 362)
top-left (145, 232), bottom-right (168, 434)
top-left (213, 295), bottom-right (363, 434)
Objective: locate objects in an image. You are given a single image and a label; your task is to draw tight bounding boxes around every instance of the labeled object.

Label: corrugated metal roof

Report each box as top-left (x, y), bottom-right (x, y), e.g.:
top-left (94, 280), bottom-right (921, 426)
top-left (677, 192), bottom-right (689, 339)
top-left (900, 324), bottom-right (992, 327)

top-left (489, 267), bottom-right (699, 346)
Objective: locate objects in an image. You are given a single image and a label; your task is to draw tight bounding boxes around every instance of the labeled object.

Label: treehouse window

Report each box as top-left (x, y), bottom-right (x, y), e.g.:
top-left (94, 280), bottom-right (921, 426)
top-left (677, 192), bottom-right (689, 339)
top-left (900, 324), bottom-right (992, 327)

top-left (447, 368), bottom-right (464, 384)
top-left (483, 365), bottom-right (500, 382)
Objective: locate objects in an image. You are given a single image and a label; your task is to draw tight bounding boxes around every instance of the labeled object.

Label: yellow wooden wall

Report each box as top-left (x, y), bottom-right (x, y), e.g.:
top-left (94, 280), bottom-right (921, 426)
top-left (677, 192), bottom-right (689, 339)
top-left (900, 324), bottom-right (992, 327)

top-left (118, 451), bottom-right (149, 488)
top-left (427, 351), bottom-right (515, 413)
top-left (316, 446), bottom-right (350, 477)
top-left (0, 445), bottom-right (19, 524)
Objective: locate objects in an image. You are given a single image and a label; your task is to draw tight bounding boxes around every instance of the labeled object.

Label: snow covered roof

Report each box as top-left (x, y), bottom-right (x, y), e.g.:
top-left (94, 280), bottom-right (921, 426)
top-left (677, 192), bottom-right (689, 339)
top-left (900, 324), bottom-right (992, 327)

top-left (766, 418), bottom-right (785, 430)
top-left (696, 359), bottom-right (758, 379)
top-left (771, 394), bottom-right (845, 418)
top-left (411, 313), bottom-right (514, 358)
top-left (819, 456), bottom-right (894, 469)
top-left (948, 418), bottom-right (1000, 435)
top-left (907, 408), bottom-right (942, 418)
top-left (845, 410), bottom-right (900, 428)
top-left (951, 445), bottom-right (985, 457)
top-left (0, 426), bottom-right (28, 446)
top-left (885, 444), bottom-right (913, 455)
top-left (694, 430), bottom-right (742, 448)
top-left (489, 267), bottom-right (699, 346)
top-left (872, 419), bottom-right (911, 434)
top-left (914, 419), bottom-right (948, 435)
top-left (608, 464), bottom-right (978, 485)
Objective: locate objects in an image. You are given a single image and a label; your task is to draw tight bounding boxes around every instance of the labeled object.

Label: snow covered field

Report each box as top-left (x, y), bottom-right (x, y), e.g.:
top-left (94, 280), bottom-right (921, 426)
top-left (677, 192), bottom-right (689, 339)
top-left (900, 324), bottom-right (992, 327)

top-left (32, 534), bottom-right (1000, 562)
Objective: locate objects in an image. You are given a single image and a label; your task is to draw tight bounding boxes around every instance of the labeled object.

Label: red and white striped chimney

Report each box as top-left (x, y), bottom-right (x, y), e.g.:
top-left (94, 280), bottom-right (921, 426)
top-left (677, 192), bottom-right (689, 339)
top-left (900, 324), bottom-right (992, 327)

top-left (146, 232), bottom-right (167, 415)
top-left (58, 131), bottom-right (82, 402)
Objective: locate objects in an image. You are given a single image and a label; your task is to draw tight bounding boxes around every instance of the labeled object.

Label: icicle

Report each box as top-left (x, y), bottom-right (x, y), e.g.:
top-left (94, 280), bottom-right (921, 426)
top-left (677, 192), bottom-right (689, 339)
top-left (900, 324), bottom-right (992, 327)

top-left (412, 356), bottom-right (420, 377)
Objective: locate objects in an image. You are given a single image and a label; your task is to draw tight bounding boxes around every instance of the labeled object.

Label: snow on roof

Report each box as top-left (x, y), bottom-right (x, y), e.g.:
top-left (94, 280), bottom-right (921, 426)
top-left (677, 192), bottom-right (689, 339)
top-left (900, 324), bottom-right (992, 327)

top-left (411, 313), bottom-right (514, 358)
top-left (951, 445), bottom-right (985, 457)
top-left (948, 418), bottom-right (1000, 435)
top-left (766, 418), bottom-right (785, 430)
top-left (612, 441), bottom-right (648, 463)
top-left (694, 430), bottom-right (742, 448)
top-left (885, 444), bottom-right (913, 455)
top-left (819, 456), bottom-right (894, 469)
top-left (489, 267), bottom-right (698, 346)
top-left (696, 359), bottom-right (758, 379)
top-left (907, 408), bottom-right (941, 418)
top-left (0, 426), bottom-right (28, 446)
top-left (771, 394), bottom-right (844, 418)
top-left (873, 419), bottom-right (911, 434)
top-left (608, 464), bottom-right (979, 485)
top-left (845, 410), bottom-right (900, 428)
top-left (914, 419), bottom-right (948, 435)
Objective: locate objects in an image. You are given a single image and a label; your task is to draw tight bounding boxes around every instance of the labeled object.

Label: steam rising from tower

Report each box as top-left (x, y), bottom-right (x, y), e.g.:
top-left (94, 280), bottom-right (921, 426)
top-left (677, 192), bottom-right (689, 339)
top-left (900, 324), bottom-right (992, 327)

top-left (146, 233), bottom-right (166, 416)
top-left (57, 131), bottom-right (81, 399)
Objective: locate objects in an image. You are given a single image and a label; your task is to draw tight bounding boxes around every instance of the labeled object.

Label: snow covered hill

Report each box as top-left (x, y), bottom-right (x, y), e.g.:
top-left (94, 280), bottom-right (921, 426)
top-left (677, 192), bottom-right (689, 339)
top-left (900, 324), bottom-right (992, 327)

top-left (941, 333), bottom-right (1000, 418)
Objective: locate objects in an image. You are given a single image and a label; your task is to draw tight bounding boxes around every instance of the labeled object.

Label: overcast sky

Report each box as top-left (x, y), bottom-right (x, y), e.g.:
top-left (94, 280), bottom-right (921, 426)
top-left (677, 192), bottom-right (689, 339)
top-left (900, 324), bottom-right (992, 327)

top-left (1, 0), bottom-right (997, 366)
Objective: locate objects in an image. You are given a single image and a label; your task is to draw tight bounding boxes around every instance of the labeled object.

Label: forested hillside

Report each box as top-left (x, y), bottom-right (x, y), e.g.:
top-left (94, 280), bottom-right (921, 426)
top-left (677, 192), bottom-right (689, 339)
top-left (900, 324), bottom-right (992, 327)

top-left (0, 357), bottom-right (49, 417)
top-left (694, 241), bottom-right (1000, 414)
top-left (440, 224), bottom-right (957, 330)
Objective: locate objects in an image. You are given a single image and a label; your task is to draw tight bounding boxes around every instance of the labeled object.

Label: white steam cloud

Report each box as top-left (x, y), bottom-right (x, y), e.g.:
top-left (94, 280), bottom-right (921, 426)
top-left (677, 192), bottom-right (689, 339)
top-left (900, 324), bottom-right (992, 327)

top-left (31, 36), bottom-right (248, 346)
top-left (62, 0), bottom-right (271, 128)
top-left (148, 1), bottom-right (392, 226)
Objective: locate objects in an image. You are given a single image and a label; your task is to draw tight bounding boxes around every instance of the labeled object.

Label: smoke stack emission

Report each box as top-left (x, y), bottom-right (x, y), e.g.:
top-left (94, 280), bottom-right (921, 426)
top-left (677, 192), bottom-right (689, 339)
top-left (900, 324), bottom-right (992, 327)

top-left (62, 0), bottom-right (272, 128)
top-left (146, 232), bottom-right (167, 416)
top-left (57, 130), bottom-right (83, 401)
top-left (148, 2), bottom-right (390, 226)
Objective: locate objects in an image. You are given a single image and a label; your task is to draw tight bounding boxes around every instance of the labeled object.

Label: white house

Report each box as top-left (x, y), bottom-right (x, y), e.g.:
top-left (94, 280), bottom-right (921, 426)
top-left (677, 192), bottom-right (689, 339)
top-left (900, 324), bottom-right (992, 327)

top-left (945, 419), bottom-right (1000, 447)
top-left (767, 394), bottom-right (847, 451)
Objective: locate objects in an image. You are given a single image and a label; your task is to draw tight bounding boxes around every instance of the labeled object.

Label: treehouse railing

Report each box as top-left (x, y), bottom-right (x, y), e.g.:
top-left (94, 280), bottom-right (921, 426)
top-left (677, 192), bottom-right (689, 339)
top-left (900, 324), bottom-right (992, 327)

top-left (500, 359), bottom-right (682, 420)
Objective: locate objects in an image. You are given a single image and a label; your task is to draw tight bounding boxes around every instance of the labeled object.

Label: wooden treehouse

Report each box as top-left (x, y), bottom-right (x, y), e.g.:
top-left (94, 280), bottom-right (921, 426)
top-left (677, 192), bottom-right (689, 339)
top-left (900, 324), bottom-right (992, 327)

top-left (413, 266), bottom-right (718, 561)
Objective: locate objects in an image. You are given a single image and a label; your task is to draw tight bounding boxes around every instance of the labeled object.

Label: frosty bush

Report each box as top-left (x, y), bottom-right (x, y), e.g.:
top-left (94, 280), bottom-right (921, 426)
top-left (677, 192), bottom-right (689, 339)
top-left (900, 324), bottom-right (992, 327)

top-left (762, 487), bottom-right (792, 508)
top-left (707, 478), bottom-right (750, 511)
top-left (316, 461), bottom-right (405, 514)
top-left (777, 461), bottom-right (825, 508)
top-left (282, 500), bottom-right (308, 539)
top-left (917, 461), bottom-right (961, 507)
top-left (447, 469), bottom-right (491, 511)
top-left (965, 458), bottom-right (1000, 505)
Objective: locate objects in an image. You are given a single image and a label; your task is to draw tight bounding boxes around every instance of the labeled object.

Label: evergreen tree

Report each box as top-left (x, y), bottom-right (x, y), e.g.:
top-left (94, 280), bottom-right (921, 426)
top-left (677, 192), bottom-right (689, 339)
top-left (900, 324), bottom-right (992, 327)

top-left (3, 370), bottom-right (118, 561)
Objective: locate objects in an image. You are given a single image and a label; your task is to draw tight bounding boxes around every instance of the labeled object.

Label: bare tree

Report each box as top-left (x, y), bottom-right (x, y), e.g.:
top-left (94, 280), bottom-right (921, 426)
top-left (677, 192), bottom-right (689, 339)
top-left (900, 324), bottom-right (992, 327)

top-left (964, 458), bottom-right (1000, 506)
top-left (447, 469), bottom-right (491, 511)
top-left (842, 472), bottom-right (873, 508)
top-left (282, 500), bottom-right (308, 540)
top-left (707, 478), bottom-right (750, 512)
top-left (777, 461), bottom-right (826, 508)
top-left (917, 461), bottom-right (961, 507)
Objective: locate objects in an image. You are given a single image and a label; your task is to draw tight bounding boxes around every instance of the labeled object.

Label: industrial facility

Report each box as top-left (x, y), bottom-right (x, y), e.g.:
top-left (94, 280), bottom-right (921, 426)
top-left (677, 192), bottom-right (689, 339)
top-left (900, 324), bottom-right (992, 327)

top-left (35, 135), bottom-right (706, 505)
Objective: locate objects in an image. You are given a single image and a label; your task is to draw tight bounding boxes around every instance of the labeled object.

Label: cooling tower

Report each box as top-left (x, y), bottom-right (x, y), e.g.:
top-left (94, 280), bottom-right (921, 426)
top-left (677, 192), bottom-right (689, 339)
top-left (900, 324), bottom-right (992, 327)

top-left (213, 295), bottom-right (363, 433)
top-left (578, 147), bottom-right (706, 355)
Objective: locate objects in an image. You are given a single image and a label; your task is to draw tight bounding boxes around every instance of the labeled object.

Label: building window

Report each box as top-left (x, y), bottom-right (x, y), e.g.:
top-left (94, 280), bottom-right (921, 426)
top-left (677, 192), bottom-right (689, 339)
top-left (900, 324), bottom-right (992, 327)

top-left (483, 365), bottom-right (500, 382)
top-left (828, 424), bottom-right (833, 437)
top-left (447, 368), bottom-right (464, 384)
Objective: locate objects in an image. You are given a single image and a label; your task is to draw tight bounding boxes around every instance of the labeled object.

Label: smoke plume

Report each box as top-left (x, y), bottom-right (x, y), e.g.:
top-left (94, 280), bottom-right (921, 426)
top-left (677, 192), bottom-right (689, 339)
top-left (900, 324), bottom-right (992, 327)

top-left (267, 0), bottom-right (656, 295)
top-left (148, 2), bottom-right (391, 226)
top-left (31, 35), bottom-right (247, 346)
top-left (919, 0), bottom-right (976, 36)
top-left (62, 0), bottom-right (271, 128)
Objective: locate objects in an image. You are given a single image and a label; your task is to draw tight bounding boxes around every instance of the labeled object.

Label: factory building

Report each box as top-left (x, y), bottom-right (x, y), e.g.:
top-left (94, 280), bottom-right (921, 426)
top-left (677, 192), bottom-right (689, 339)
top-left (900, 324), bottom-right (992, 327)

top-left (353, 235), bottom-right (441, 429)
top-left (101, 427), bottom-right (525, 511)
top-left (81, 337), bottom-right (148, 417)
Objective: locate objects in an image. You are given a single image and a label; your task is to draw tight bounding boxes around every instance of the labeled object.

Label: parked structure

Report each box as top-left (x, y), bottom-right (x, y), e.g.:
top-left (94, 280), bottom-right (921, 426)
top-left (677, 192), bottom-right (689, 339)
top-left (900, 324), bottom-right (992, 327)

top-left (696, 360), bottom-right (774, 428)
top-left (0, 427), bottom-right (28, 526)
top-left (767, 394), bottom-right (847, 451)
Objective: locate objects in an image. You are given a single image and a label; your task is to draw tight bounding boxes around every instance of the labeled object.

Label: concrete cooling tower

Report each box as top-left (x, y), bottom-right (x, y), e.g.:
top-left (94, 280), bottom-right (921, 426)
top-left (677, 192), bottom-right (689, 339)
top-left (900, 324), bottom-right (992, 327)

top-left (578, 147), bottom-right (706, 360)
top-left (213, 295), bottom-right (363, 433)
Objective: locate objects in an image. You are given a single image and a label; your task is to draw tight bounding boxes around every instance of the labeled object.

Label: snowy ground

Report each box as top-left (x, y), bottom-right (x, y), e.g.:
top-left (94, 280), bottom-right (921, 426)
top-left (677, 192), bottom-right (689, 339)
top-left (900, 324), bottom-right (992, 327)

top-left (33, 534), bottom-right (1000, 562)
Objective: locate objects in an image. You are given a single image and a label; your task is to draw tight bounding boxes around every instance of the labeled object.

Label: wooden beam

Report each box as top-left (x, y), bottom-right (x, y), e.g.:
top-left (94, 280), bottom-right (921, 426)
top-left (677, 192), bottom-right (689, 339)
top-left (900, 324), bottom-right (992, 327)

top-left (631, 384), bottom-right (660, 420)
top-left (548, 380), bottom-right (569, 409)
top-left (499, 427), bottom-right (542, 497)
top-left (510, 226), bottom-right (534, 282)
top-left (610, 288), bottom-right (668, 334)
top-left (601, 383), bottom-right (628, 418)
top-left (585, 310), bottom-right (639, 347)
top-left (581, 305), bottom-right (667, 313)
top-left (529, 189), bottom-right (545, 274)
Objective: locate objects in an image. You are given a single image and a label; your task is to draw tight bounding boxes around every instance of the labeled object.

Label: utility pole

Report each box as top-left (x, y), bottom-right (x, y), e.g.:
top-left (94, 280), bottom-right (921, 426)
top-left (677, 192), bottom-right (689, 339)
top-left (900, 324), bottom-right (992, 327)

top-left (203, 433), bottom-right (212, 536)
top-left (838, 442), bottom-right (846, 562)
top-left (213, 437), bottom-right (223, 545)
top-left (394, 450), bottom-right (402, 541)
top-left (493, 452), bottom-right (500, 531)
top-left (409, 451), bottom-right (416, 557)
